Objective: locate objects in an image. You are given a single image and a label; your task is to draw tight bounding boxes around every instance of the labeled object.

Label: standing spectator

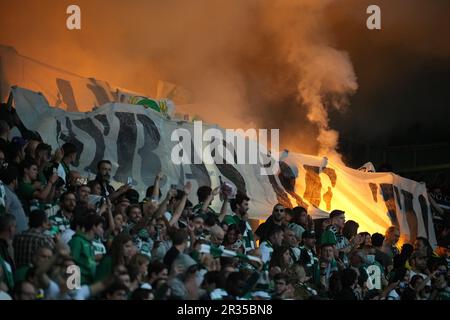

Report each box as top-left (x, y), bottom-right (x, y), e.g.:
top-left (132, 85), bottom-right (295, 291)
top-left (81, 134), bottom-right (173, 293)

top-left (94, 160), bottom-right (130, 202)
top-left (284, 226), bottom-right (301, 262)
top-left (299, 230), bottom-right (319, 283)
top-left (223, 193), bottom-right (255, 252)
top-left (371, 232), bottom-right (392, 272)
top-left (57, 142), bottom-right (78, 184)
top-left (163, 229), bottom-right (189, 270)
top-left (17, 158), bottom-right (58, 215)
top-left (382, 226), bottom-right (400, 259)
top-left (34, 143), bottom-right (52, 186)
top-left (414, 237), bottom-right (434, 258)
top-left (318, 243), bottom-right (339, 290)
top-left (260, 225), bottom-right (284, 264)
top-left (50, 192), bottom-right (76, 233)
top-left (255, 204), bottom-right (286, 242)
top-left (408, 251), bottom-right (429, 282)
top-left (321, 210), bottom-right (356, 267)
top-left (0, 167), bottom-right (28, 233)
top-left (69, 214), bottom-right (104, 284)
top-left (13, 210), bottom-right (54, 268)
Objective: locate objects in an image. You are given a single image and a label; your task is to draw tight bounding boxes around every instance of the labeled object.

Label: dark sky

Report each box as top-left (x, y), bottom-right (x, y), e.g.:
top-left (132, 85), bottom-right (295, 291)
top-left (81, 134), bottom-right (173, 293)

top-left (326, 0), bottom-right (450, 148)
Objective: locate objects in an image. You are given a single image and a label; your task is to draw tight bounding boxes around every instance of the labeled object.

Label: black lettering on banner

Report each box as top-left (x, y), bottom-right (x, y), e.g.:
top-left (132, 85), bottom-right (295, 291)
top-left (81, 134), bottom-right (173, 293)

top-left (94, 114), bottom-right (110, 135)
top-left (86, 80), bottom-right (111, 106)
top-left (136, 114), bottom-right (161, 187)
top-left (214, 139), bottom-right (247, 195)
top-left (323, 187), bottom-right (333, 211)
top-left (114, 112), bottom-right (137, 184)
top-left (303, 165), bottom-right (322, 207)
top-left (56, 79), bottom-right (78, 112)
top-left (394, 186), bottom-right (402, 210)
top-left (280, 161), bottom-right (308, 208)
top-left (418, 195), bottom-right (430, 239)
top-left (380, 184), bottom-right (400, 229)
top-left (322, 168), bottom-right (337, 187)
top-left (56, 117), bottom-right (84, 167)
top-left (401, 190), bottom-right (418, 242)
top-left (267, 173), bottom-right (292, 209)
top-left (72, 118), bottom-right (105, 173)
top-left (369, 183), bottom-right (378, 202)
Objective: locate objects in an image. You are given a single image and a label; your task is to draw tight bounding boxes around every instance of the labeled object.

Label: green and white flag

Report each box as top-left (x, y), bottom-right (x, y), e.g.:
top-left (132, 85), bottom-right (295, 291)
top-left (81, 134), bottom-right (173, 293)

top-left (199, 244), bottom-right (262, 265)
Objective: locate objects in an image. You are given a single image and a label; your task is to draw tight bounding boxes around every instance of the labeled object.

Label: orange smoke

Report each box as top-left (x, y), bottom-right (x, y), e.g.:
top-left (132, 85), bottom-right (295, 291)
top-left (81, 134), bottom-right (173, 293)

top-left (2, 1), bottom-right (447, 160)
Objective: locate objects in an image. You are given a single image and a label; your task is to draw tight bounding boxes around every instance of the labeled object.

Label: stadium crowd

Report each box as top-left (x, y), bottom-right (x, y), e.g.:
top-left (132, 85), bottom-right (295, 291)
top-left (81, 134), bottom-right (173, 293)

top-left (0, 119), bottom-right (449, 300)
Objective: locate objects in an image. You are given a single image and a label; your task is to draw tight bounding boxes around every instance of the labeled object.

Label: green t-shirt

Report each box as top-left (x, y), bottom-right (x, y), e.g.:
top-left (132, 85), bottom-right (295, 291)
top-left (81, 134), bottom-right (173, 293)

top-left (68, 232), bottom-right (97, 285)
top-left (223, 214), bottom-right (255, 252)
top-left (17, 180), bottom-right (36, 213)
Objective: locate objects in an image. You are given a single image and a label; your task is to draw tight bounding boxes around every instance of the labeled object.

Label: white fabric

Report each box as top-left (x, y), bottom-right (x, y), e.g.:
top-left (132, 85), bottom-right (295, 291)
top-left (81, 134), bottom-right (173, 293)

top-left (10, 85), bottom-right (437, 247)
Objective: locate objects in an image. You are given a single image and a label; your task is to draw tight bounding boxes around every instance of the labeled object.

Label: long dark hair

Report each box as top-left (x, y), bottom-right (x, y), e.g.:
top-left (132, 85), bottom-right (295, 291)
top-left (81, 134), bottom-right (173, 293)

top-left (110, 233), bottom-right (133, 267)
top-left (269, 245), bottom-right (291, 272)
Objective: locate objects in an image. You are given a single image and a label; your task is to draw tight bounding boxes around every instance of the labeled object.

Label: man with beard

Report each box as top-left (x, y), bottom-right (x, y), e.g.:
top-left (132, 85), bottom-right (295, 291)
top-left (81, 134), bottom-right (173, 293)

top-left (94, 160), bottom-right (130, 202)
top-left (255, 204), bottom-right (286, 242)
top-left (50, 192), bottom-right (76, 233)
top-left (223, 193), bottom-right (255, 253)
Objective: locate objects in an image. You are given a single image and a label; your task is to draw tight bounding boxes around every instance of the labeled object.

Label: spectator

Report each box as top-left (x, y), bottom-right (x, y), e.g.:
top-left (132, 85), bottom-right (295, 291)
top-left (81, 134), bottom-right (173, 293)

top-left (260, 225), bottom-right (284, 264)
top-left (371, 232), bottom-right (392, 272)
top-left (163, 228), bottom-right (189, 270)
top-left (255, 204), bottom-right (286, 242)
top-left (408, 251), bottom-right (429, 282)
top-left (94, 160), bottom-right (130, 201)
top-left (342, 220), bottom-right (359, 243)
top-left (269, 245), bottom-right (293, 275)
top-left (320, 210), bottom-right (355, 267)
top-left (13, 280), bottom-right (37, 300)
top-left (318, 243), bottom-right (339, 290)
top-left (0, 167), bottom-right (28, 233)
top-left (382, 226), bottom-right (400, 259)
top-left (414, 237), bottom-right (434, 258)
top-left (57, 142), bottom-right (78, 184)
top-left (69, 214), bottom-right (104, 284)
top-left (34, 143), bottom-right (52, 186)
top-left (17, 158), bottom-right (58, 215)
top-left (284, 226), bottom-right (301, 262)
top-left (50, 192), bottom-right (76, 233)
top-left (13, 210), bottom-right (54, 268)
top-left (96, 233), bottom-right (136, 282)
top-left (223, 193), bottom-right (255, 252)
top-left (299, 230), bottom-right (319, 283)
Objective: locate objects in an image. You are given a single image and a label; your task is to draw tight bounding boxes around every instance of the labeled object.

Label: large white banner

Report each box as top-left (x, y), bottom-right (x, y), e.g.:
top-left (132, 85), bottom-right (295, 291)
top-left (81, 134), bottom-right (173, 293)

top-left (8, 86), bottom-right (437, 247)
